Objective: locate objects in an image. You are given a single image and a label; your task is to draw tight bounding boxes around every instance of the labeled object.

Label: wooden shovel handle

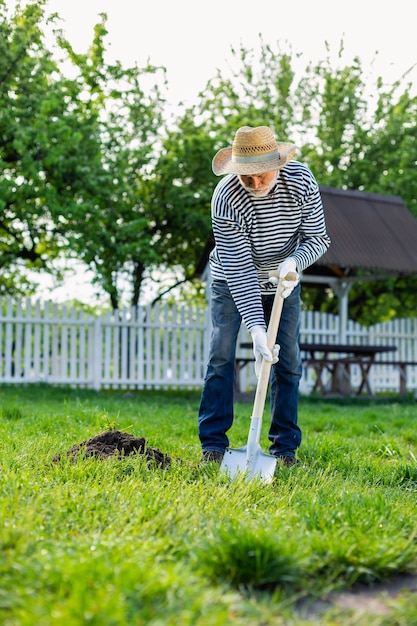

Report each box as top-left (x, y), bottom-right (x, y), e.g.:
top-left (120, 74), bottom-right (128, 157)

top-left (265, 270), bottom-right (298, 350)
top-left (252, 270), bottom-right (298, 417)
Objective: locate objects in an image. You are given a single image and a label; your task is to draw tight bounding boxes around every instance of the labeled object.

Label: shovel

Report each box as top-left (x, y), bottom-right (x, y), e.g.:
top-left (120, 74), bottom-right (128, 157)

top-left (220, 270), bottom-right (298, 483)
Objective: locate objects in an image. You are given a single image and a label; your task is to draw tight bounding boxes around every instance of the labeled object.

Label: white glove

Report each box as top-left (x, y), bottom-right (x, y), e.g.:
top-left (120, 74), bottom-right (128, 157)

top-left (278, 257), bottom-right (300, 298)
top-left (250, 325), bottom-right (280, 377)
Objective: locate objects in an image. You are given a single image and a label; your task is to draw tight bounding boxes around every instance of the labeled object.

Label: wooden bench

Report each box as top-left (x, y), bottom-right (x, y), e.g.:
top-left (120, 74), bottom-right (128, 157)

top-left (372, 361), bottom-right (417, 396)
top-left (304, 358), bottom-right (417, 396)
top-left (235, 356), bottom-right (255, 392)
top-left (300, 343), bottom-right (397, 397)
top-left (236, 355), bottom-right (373, 395)
top-left (235, 344), bottom-right (417, 397)
top-left (302, 357), bottom-right (368, 395)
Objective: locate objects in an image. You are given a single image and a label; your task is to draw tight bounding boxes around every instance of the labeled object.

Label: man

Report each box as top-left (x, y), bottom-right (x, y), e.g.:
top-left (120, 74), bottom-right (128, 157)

top-left (198, 125), bottom-right (330, 466)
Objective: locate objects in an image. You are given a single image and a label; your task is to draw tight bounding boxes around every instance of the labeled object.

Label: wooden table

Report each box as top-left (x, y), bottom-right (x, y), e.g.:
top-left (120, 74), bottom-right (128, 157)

top-left (300, 343), bottom-right (397, 396)
top-left (237, 342), bottom-right (397, 396)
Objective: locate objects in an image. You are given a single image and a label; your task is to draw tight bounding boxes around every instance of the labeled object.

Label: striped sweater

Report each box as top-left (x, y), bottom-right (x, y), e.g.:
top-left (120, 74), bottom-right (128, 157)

top-left (209, 160), bottom-right (331, 331)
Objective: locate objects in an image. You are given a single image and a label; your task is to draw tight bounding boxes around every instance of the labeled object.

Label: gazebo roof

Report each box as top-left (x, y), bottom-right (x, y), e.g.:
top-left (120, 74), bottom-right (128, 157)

top-left (306, 187), bottom-right (417, 279)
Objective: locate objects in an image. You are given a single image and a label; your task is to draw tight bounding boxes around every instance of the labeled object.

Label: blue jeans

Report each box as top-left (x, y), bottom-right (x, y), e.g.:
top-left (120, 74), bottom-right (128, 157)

top-left (198, 280), bottom-right (302, 457)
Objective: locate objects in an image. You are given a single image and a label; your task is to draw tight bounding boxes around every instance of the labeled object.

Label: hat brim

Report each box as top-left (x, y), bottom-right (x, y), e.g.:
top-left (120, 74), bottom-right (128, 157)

top-left (212, 143), bottom-right (297, 176)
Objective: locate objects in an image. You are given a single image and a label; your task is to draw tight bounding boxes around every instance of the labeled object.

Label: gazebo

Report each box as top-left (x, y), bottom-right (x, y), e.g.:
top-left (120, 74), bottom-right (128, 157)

top-left (303, 187), bottom-right (417, 341)
top-left (198, 187), bottom-right (417, 342)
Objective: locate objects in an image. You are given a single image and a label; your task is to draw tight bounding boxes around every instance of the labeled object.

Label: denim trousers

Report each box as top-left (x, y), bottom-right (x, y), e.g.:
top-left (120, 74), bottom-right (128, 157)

top-left (198, 280), bottom-right (302, 457)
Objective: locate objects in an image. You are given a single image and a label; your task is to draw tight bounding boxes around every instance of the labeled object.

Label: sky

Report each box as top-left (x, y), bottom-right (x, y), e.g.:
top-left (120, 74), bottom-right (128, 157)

top-left (50, 0), bottom-right (416, 106)
top-left (12, 0), bottom-right (417, 303)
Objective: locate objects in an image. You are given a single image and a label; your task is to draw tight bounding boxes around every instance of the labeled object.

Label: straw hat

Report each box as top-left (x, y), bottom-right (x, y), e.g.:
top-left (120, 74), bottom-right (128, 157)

top-left (212, 126), bottom-right (297, 176)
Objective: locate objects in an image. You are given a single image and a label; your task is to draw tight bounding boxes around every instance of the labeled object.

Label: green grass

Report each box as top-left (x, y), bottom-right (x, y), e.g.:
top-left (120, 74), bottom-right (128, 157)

top-left (1, 385), bottom-right (417, 625)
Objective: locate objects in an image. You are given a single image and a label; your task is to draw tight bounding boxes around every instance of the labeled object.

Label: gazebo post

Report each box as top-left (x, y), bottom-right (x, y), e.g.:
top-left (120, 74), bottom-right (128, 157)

top-left (332, 280), bottom-right (352, 344)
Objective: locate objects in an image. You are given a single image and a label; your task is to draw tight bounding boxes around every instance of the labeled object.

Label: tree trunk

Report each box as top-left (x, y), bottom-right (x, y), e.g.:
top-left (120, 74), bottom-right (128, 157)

top-left (131, 261), bottom-right (145, 307)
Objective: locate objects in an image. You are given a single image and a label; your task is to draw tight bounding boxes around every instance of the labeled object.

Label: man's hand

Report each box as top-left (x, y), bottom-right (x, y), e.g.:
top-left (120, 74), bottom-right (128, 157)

top-left (250, 325), bottom-right (280, 377)
top-left (278, 258), bottom-right (300, 298)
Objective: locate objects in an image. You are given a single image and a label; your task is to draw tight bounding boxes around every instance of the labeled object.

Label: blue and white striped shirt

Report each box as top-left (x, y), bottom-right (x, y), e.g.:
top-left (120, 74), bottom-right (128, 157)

top-left (209, 160), bottom-right (331, 330)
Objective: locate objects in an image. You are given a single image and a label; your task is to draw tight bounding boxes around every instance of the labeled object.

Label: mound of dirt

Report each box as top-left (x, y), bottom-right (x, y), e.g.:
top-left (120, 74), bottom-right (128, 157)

top-left (52, 430), bottom-right (171, 468)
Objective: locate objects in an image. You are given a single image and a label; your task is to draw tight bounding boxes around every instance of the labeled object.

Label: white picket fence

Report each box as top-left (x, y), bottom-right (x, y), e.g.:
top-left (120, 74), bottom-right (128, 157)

top-left (0, 297), bottom-right (416, 395)
top-left (240, 310), bottom-right (417, 395)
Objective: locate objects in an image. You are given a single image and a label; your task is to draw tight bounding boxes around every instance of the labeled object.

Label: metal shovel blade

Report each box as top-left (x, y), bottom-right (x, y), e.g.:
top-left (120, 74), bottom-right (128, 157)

top-left (220, 445), bottom-right (277, 483)
top-left (220, 416), bottom-right (277, 483)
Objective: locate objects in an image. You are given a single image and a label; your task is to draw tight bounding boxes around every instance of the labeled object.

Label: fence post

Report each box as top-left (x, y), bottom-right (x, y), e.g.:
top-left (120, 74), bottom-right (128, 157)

top-left (92, 318), bottom-right (102, 391)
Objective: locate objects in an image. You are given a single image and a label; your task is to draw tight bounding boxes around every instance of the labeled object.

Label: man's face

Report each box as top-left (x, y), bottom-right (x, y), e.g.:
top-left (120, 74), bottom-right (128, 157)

top-left (238, 170), bottom-right (277, 197)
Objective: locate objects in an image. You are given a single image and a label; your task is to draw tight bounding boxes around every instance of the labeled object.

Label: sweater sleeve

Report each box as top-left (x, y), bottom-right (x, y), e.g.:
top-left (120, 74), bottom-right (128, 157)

top-left (211, 192), bottom-right (266, 330)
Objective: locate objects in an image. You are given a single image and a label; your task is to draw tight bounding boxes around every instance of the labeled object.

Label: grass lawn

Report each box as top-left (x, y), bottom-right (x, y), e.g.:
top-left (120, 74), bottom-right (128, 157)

top-left (1, 384), bottom-right (417, 625)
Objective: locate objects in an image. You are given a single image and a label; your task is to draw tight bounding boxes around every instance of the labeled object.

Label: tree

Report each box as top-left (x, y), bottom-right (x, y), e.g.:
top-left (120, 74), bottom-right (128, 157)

top-left (294, 49), bottom-right (417, 322)
top-left (55, 16), bottom-right (168, 308)
top-left (3, 9), bottom-right (417, 321)
top-left (0, 0), bottom-right (103, 295)
top-left (0, 2), bottom-right (171, 309)
top-left (141, 115), bottom-right (217, 302)
top-left (295, 47), bottom-right (417, 216)
top-left (173, 40), bottom-right (417, 323)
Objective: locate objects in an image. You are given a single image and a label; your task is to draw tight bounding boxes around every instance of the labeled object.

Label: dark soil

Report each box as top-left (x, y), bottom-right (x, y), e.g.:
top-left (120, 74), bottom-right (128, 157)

top-left (52, 430), bottom-right (172, 468)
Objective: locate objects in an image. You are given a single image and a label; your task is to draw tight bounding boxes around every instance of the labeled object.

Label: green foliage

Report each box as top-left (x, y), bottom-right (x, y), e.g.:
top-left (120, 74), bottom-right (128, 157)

top-left (345, 275), bottom-right (417, 325)
top-left (2, 5), bottom-right (417, 321)
top-left (147, 118), bottom-right (217, 287)
top-left (0, 2), bottom-right (64, 277)
top-left (187, 40), bottom-right (417, 323)
top-left (0, 2), bottom-right (169, 308)
top-left (186, 39), bottom-right (302, 158)
top-left (53, 15), bottom-right (169, 308)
